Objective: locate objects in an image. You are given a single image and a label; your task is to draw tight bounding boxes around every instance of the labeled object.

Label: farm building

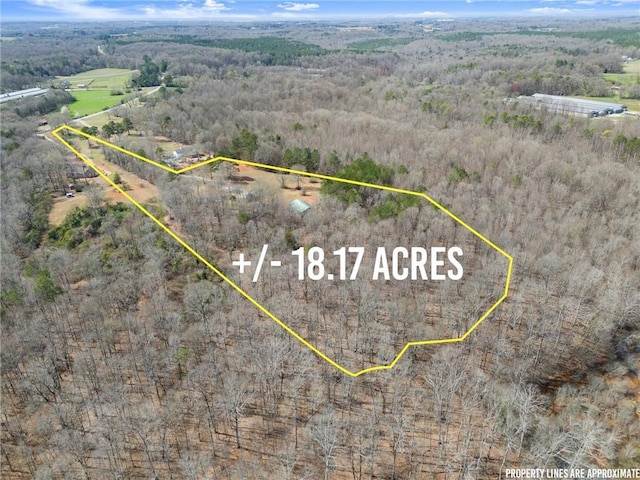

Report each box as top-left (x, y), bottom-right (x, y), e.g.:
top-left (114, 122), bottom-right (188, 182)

top-left (517, 94), bottom-right (626, 117)
top-left (0, 87), bottom-right (49, 104)
top-left (66, 166), bottom-right (98, 180)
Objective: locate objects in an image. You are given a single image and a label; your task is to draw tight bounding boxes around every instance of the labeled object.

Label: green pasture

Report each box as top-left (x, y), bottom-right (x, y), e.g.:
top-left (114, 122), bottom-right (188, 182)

top-left (57, 68), bottom-right (136, 90)
top-left (68, 86), bottom-right (156, 119)
top-left (604, 60), bottom-right (640, 86)
top-left (68, 90), bottom-right (129, 117)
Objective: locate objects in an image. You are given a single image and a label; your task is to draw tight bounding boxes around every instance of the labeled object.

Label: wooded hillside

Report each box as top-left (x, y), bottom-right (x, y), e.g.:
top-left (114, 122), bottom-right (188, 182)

top-left (1, 18), bottom-right (639, 479)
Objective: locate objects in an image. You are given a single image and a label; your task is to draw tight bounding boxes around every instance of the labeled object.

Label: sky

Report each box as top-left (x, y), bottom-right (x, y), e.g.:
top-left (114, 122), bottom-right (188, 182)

top-left (1, 0), bottom-right (638, 22)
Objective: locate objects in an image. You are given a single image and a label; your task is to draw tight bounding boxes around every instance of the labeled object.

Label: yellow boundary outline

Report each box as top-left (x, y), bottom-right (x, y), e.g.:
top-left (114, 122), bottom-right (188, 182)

top-left (52, 125), bottom-right (514, 377)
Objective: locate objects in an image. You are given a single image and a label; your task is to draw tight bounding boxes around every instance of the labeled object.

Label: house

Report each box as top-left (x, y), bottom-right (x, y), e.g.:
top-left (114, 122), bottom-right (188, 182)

top-left (172, 147), bottom-right (199, 160)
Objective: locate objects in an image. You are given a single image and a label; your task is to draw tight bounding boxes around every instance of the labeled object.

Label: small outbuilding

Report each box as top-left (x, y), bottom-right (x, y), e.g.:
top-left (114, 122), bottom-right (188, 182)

top-left (290, 199), bottom-right (311, 215)
top-left (67, 167), bottom-right (98, 179)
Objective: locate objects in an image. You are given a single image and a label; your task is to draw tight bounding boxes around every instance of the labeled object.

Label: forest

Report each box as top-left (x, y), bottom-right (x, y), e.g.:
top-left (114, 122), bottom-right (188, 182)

top-left (1, 16), bottom-right (640, 480)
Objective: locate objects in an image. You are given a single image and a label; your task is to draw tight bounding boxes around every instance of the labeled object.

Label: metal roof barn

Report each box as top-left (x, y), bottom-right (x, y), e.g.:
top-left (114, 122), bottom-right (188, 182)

top-left (0, 87), bottom-right (50, 104)
top-left (517, 94), bottom-right (626, 117)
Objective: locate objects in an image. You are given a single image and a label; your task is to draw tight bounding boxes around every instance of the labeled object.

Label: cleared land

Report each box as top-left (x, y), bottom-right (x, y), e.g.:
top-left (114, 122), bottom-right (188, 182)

top-left (225, 162), bottom-right (321, 205)
top-left (604, 59), bottom-right (640, 86)
top-left (48, 135), bottom-right (160, 226)
top-left (57, 68), bottom-right (138, 116)
top-left (72, 110), bottom-right (114, 127)
top-left (57, 68), bottom-right (136, 89)
top-left (68, 90), bottom-right (131, 117)
top-left (576, 60), bottom-right (640, 115)
top-left (69, 86), bottom-right (158, 122)
top-left (48, 129), bottom-right (320, 228)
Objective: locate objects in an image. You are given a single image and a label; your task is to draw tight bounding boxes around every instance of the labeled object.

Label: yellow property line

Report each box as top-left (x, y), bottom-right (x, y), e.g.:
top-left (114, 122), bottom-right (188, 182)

top-left (53, 125), bottom-right (513, 377)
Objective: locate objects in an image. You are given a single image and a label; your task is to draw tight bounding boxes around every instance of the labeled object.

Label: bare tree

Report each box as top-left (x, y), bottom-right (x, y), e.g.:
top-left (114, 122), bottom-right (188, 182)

top-left (309, 408), bottom-right (339, 480)
top-left (219, 373), bottom-right (252, 449)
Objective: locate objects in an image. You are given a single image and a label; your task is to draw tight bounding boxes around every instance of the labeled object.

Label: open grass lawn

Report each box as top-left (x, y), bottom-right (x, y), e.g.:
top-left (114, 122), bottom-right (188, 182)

top-left (69, 90), bottom-right (129, 116)
top-left (73, 110), bottom-right (112, 127)
top-left (623, 59), bottom-right (640, 74)
top-left (62, 68), bottom-right (137, 117)
top-left (58, 68), bottom-right (136, 89)
top-left (68, 86), bottom-right (157, 120)
top-left (604, 60), bottom-right (640, 86)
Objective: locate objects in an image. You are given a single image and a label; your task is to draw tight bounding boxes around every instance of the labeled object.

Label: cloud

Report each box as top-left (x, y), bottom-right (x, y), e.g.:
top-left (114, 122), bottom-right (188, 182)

top-left (25, 0), bottom-right (258, 20)
top-left (145, 4), bottom-right (256, 20)
top-left (277, 2), bottom-right (320, 11)
top-left (27, 0), bottom-right (126, 20)
top-left (391, 10), bottom-right (452, 18)
top-left (21, 0), bottom-right (638, 22)
top-left (26, 0), bottom-right (320, 21)
top-left (528, 6), bottom-right (572, 13)
top-left (203, 0), bottom-right (229, 10)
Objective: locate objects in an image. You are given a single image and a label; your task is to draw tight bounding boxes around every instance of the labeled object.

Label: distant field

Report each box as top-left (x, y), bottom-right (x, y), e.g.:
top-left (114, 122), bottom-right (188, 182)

top-left (68, 90), bottom-right (129, 117)
top-left (623, 60), bottom-right (640, 73)
top-left (58, 68), bottom-right (136, 90)
top-left (67, 86), bottom-right (157, 119)
top-left (604, 60), bottom-right (640, 86)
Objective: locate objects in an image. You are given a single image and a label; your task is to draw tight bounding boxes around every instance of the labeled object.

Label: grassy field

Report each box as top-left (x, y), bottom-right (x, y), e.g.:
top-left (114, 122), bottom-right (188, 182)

top-left (68, 90), bottom-right (130, 117)
top-left (73, 110), bottom-right (113, 127)
top-left (68, 86), bottom-right (157, 119)
top-left (57, 68), bottom-right (136, 90)
top-left (604, 60), bottom-right (640, 86)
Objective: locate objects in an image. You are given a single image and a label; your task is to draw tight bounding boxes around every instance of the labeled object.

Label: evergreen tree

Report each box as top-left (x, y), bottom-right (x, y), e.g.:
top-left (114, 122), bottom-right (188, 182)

top-left (136, 55), bottom-right (161, 87)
